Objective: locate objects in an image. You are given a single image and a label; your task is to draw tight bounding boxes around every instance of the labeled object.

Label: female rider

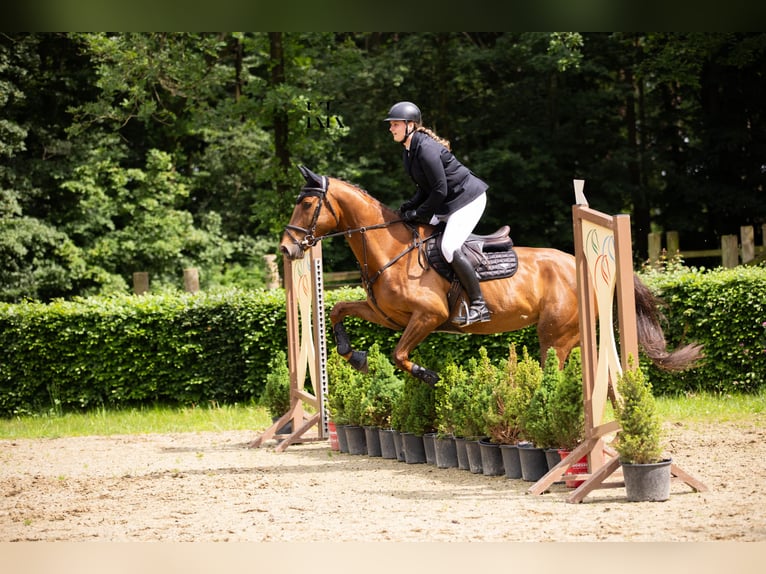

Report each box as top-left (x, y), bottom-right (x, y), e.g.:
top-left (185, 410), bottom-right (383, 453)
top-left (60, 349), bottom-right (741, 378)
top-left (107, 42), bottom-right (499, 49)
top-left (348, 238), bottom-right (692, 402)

top-left (384, 101), bottom-right (490, 325)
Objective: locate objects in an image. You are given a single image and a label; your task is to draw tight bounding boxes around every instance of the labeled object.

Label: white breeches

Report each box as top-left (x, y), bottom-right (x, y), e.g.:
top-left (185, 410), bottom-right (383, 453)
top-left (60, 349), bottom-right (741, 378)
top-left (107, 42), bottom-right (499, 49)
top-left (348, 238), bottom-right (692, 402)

top-left (430, 192), bottom-right (487, 263)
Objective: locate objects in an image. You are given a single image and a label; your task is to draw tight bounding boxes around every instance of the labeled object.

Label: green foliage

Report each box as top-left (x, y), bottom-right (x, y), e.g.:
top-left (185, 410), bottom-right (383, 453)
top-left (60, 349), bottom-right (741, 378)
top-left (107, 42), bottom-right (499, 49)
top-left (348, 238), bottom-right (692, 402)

top-left (433, 347), bottom-right (496, 439)
top-left (615, 357), bottom-right (664, 464)
top-left (548, 348), bottom-right (585, 449)
top-left (261, 350), bottom-right (291, 418)
top-left (391, 374), bottom-right (435, 435)
top-left (360, 343), bottom-right (404, 428)
top-left (484, 345), bottom-right (523, 444)
top-left (641, 266), bottom-right (766, 394)
top-left (523, 347), bottom-right (561, 449)
top-left (325, 350), bottom-right (359, 426)
top-left (433, 361), bottom-right (471, 437)
top-left (485, 344), bottom-right (551, 445)
top-left (0, 288), bottom-right (287, 417)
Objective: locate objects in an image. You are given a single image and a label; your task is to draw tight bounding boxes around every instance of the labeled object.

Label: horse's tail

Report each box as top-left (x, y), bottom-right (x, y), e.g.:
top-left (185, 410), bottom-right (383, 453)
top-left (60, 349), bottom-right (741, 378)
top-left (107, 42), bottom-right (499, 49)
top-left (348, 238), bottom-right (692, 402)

top-left (633, 273), bottom-right (704, 371)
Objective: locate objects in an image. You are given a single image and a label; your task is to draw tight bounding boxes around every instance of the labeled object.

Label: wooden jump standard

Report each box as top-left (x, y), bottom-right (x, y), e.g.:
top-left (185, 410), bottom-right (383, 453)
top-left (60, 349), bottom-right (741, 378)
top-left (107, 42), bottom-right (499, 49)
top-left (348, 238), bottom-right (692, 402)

top-left (250, 243), bottom-right (329, 451)
top-left (528, 181), bottom-right (708, 502)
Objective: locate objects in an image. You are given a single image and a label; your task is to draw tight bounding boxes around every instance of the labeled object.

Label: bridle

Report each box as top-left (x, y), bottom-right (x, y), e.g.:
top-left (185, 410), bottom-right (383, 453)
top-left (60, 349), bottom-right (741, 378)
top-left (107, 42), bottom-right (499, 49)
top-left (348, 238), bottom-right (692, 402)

top-left (283, 175), bottom-right (340, 248)
top-left (284, 176), bottom-right (409, 248)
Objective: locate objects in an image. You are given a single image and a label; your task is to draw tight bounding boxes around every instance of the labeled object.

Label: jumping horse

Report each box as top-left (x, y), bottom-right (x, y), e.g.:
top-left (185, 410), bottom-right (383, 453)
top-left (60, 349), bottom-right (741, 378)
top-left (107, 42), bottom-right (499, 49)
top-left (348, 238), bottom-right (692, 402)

top-left (280, 166), bottom-right (702, 385)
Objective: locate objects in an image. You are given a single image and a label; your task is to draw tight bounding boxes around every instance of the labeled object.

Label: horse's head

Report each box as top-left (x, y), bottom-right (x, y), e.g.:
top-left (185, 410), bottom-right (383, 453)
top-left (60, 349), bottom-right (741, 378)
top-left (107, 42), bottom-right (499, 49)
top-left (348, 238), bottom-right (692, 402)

top-left (280, 165), bottom-right (341, 260)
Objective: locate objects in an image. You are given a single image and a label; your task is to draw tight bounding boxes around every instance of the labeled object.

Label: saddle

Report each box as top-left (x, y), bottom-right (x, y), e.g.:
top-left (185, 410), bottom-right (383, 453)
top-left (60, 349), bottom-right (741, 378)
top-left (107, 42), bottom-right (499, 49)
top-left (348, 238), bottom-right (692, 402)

top-left (425, 224), bottom-right (519, 282)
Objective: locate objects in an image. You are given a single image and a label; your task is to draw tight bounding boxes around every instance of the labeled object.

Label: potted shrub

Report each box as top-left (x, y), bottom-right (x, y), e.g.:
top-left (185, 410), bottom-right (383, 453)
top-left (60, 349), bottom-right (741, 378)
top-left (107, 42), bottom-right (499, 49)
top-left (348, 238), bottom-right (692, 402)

top-left (361, 343), bottom-right (404, 457)
top-left (261, 350), bottom-right (292, 434)
top-left (514, 347), bottom-right (546, 481)
top-left (524, 347), bottom-right (560, 455)
top-left (484, 344), bottom-right (531, 478)
top-left (548, 347), bottom-right (586, 486)
top-left (467, 348), bottom-right (504, 476)
top-left (326, 350), bottom-right (359, 453)
top-left (614, 355), bottom-right (671, 502)
top-left (391, 366), bottom-right (435, 464)
top-left (434, 359), bottom-right (478, 469)
top-left (433, 356), bottom-right (462, 468)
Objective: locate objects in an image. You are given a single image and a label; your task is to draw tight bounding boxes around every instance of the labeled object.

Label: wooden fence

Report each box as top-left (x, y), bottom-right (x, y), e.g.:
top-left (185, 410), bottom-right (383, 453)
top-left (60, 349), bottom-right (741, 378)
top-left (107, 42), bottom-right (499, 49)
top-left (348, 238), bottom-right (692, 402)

top-left (648, 224), bottom-right (766, 268)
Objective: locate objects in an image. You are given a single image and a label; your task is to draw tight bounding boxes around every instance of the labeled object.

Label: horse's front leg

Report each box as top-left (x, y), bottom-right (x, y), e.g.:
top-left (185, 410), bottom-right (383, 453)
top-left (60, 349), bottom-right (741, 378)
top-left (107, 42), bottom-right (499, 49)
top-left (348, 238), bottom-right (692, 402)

top-left (329, 300), bottom-right (385, 374)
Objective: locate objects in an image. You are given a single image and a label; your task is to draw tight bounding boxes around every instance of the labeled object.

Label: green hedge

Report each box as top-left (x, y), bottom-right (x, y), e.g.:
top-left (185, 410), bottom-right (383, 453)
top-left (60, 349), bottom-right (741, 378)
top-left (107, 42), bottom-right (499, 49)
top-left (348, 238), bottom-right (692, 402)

top-left (0, 286), bottom-right (537, 417)
top-left (0, 289), bottom-right (287, 416)
top-left (642, 265), bottom-right (766, 395)
top-left (1, 265), bottom-right (764, 417)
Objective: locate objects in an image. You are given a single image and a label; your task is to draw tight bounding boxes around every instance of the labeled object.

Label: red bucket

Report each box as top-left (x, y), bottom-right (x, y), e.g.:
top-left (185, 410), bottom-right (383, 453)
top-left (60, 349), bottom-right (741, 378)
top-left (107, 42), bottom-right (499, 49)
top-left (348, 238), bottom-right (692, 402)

top-left (328, 421), bottom-right (339, 451)
top-left (559, 449), bottom-right (588, 488)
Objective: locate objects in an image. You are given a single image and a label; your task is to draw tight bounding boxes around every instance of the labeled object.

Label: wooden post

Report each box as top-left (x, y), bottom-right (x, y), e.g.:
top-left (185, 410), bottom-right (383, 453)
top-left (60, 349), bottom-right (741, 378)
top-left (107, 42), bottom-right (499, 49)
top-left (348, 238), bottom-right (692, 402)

top-left (740, 226), bottom-right (754, 264)
top-left (666, 231), bottom-right (680, 259)
top-left (133, 272), bottom-right (149, 295)
top-left (183, 268), bottom-right (200, 293)
top-left (721, 235), bottom-right (739, 268)
top-left (647, 232), bottom-right (662, 265)
top-left (264, 254), bottom-right (281, 289)
top-left (250, 243), bottom-right (329, 451)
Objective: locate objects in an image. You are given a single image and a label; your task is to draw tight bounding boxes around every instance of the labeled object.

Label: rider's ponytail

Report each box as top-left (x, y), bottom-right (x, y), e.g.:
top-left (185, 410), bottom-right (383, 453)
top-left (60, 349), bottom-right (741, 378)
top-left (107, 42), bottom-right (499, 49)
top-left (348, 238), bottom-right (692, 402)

top-left (416, 126), bottom-right (451, 151)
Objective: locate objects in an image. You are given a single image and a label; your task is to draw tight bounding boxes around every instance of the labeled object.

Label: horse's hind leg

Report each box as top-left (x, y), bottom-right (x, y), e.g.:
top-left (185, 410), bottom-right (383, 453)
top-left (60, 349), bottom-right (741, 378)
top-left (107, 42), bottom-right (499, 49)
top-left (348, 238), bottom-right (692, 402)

top-left (537, 311), bottom-right (580, 368)
top-left (391, 312), bottom-right (444, 386)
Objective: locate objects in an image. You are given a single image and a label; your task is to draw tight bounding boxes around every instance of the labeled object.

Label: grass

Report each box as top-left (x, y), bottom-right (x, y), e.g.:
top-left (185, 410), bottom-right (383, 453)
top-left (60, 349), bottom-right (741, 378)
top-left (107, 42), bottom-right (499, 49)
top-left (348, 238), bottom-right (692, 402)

top-left (0, 402), bottom-right (273, 440)
top-left (0, 390), bottom-right (763, 440)
top-left (655, 389), bottom-right (765, 424)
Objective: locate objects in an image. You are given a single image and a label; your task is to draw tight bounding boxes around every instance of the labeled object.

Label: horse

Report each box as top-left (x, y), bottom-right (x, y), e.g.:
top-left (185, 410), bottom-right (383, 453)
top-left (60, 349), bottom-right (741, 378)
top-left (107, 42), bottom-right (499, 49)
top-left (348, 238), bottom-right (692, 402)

top-left (280, 165), bottom-right (702, 385)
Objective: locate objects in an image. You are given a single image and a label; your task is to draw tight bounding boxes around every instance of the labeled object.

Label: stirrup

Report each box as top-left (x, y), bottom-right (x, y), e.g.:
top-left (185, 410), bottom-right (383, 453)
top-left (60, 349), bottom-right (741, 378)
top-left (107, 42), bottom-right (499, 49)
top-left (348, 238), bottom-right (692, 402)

top-left (454, 300), bottom-right (491, 326)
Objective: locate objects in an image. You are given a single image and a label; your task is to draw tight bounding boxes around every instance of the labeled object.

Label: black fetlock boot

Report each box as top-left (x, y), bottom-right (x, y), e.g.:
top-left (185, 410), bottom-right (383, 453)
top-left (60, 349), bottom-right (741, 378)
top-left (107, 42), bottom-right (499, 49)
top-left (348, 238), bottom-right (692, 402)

top-left (450, 249), bottom-right (491, 325)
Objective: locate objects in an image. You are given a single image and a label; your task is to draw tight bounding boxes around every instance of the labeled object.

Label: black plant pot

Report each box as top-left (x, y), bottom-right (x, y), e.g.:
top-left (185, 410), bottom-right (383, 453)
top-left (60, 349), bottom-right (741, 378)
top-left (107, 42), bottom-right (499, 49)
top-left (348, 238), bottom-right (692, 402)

top-left (403, 432), bottom-right (427, 464)
top-left (434, 435), bottom-right (459, 469)
top-left (423, 432), bottom-right (437, 465)
top-left (378, 428), bottom-right (397, 459)
top-left (336, 424), bottom-right (349, 453)
top-left (479, 438), bottom-right (504, 476)
top-left (499, 444), bottom-right (522, 479)
top-left (465, 439), bottom-right (484, 474)
top-left (364, 426), bottom-right (382, 457)
top-left (345, 425), bottom-right (367, 455)
top-left (622, 459), bottom-right (672, 502)
top-left (518, 443), bottom-right (548, 482)
top-left (454, 437), bottom-right (470, 470)
top-left (393, 430), bottom-right (405, 462)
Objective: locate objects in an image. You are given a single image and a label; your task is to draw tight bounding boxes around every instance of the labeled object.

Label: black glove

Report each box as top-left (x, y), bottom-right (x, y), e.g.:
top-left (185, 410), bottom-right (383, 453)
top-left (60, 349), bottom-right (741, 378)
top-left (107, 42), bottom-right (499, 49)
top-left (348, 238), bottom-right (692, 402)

top-left (399, 201), bottom-right (416, 214)
top-left (402, 209), bottom-right (419, 222)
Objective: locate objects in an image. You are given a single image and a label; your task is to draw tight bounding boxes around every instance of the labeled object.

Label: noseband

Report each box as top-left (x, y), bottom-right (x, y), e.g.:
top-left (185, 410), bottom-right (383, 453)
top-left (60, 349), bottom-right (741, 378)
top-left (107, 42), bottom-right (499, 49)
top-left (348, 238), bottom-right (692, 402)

top-left (284, 175), bottom-right (340, 248)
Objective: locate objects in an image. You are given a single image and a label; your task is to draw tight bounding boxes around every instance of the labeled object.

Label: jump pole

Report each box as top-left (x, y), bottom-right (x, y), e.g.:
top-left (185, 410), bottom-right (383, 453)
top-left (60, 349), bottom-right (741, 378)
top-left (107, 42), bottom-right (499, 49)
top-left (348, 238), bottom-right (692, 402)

top-left (528, 180), bottom-right (707, 502)
top-left (250, 243), bottom-right (329, 451)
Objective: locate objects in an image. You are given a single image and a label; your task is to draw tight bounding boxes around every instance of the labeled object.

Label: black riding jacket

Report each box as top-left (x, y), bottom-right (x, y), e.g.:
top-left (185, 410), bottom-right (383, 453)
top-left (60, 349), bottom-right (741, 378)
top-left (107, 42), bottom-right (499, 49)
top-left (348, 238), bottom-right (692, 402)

top-left (402, 131), bottom-right (488, 221)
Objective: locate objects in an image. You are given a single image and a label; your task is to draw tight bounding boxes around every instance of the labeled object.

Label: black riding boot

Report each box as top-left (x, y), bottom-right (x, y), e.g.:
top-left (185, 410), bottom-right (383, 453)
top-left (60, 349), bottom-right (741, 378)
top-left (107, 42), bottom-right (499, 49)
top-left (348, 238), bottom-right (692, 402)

top-left (450, 249), bottom-right (491, 325)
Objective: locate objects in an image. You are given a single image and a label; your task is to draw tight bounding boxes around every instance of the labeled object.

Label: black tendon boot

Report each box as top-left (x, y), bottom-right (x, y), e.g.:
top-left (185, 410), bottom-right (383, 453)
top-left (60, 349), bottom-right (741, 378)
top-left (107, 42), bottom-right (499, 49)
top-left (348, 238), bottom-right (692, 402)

top-left (450, 249), bottom-right (491, 325)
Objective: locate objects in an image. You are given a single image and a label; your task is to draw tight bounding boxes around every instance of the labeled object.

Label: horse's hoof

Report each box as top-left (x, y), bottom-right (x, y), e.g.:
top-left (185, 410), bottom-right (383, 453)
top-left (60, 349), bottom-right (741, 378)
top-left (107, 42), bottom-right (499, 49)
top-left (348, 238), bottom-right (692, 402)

top-left (349, 350), bottom-right (368, 373)
top-left (412, 364), bottom-right (440, 386)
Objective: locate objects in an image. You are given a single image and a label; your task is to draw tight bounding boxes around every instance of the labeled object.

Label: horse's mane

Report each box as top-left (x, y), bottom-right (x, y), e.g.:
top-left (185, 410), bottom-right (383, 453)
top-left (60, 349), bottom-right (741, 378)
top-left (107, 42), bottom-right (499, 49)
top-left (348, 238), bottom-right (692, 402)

top-left (330, 177), bottom-right (400, 219)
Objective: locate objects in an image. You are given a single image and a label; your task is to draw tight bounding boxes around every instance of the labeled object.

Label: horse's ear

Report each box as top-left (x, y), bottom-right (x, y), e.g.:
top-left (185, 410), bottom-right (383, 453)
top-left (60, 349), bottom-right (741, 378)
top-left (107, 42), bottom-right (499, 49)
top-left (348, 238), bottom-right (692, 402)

top-left (298, 165), bottom-right (323, 188)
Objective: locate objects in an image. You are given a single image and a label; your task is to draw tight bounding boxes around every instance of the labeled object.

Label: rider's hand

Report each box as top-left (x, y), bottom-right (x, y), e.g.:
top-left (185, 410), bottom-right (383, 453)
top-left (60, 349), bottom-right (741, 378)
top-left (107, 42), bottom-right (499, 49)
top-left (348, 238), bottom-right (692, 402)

top-left (402, 209), bottom-right (419, 222)
top-left (399, 201), bottom-right (415, 214)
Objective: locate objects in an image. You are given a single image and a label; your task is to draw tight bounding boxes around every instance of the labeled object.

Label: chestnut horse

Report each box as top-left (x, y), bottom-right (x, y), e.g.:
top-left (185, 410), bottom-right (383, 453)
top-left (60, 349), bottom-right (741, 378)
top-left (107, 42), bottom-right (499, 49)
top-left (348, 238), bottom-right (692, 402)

top-left (280, 166), bottom-right (701, 385)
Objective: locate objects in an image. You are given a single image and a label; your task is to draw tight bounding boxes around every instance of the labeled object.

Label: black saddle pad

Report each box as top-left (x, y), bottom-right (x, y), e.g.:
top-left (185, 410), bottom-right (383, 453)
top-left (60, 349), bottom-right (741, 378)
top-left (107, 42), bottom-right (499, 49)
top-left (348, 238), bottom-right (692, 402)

top-left (425, 233), bottom-right (518, 282)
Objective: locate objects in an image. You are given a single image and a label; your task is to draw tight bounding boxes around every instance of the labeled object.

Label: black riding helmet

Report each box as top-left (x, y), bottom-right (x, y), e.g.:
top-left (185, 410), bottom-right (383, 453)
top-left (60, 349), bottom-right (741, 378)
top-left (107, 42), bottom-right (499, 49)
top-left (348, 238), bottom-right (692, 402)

top-left (383, 101), bottom-right (421, 123)
top-left (384, 101), bottom-right (421, 144)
